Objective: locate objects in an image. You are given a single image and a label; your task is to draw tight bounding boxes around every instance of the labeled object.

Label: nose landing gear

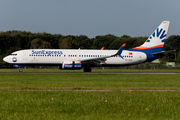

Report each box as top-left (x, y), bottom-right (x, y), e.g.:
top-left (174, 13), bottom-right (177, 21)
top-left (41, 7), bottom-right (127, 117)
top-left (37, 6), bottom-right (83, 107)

top-left (19, 68), bottom-right (23, 72)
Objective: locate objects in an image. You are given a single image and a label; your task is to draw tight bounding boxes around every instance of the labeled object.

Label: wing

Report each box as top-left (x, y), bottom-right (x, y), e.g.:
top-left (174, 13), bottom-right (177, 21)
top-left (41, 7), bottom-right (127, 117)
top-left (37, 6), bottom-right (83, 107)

top-left (79, 43), bottom-right (126, 66)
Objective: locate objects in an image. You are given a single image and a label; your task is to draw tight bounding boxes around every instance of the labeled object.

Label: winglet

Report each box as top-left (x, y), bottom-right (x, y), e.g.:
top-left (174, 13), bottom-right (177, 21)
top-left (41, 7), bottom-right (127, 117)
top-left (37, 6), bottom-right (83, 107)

top-left (114, 43), bottom-right (126, 59)
top-left (101, 47), bottom-right (105, 50)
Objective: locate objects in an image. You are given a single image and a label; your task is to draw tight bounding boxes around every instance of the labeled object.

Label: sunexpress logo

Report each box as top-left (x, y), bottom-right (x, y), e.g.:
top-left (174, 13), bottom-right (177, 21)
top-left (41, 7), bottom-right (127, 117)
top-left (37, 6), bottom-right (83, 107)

top-left (32, 50), bottom-right (63, 55)
top-left (146, 28), bottom-right (167, 43)
top-left (12, 57), bottom-right (17, 62)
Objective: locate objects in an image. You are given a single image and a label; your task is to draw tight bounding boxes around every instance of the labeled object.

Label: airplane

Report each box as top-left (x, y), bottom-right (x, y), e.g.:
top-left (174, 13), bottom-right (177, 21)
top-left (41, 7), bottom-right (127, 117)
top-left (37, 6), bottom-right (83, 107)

top-left (3, 21), bottom-right (171, 72)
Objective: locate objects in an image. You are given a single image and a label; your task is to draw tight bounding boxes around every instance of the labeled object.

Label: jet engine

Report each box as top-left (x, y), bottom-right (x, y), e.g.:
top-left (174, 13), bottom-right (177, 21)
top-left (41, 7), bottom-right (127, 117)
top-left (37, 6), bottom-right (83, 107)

top-left (13, 65), bottom-right (22, 68)
top-left (61, 61), bottom-right (82, 69)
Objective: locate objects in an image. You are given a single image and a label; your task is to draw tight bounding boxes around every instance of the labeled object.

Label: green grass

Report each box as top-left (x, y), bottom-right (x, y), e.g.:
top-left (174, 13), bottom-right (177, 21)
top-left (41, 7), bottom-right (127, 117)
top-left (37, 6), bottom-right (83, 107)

top-left (0, 91), bottom-right (180, 120)
top-left (0, 72), bottom-right (180, 119)
top-left (0, 73), bottom-right (180, 90)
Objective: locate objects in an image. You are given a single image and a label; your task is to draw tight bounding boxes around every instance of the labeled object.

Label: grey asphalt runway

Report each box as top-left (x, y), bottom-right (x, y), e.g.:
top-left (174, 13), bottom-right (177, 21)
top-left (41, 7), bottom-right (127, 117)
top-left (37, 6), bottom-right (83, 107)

top-left (0, 71), bottom-right (180, 74)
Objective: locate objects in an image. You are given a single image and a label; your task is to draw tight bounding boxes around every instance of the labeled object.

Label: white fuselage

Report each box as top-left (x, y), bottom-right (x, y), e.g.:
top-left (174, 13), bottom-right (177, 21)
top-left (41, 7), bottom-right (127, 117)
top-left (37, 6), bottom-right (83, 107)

top-left (3, 49), bottom-right (147, 66)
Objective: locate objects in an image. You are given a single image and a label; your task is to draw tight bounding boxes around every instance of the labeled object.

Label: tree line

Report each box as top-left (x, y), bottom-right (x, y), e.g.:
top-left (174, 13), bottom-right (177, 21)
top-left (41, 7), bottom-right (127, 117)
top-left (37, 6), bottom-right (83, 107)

top-left (0, 30), bottom-right (179, 68)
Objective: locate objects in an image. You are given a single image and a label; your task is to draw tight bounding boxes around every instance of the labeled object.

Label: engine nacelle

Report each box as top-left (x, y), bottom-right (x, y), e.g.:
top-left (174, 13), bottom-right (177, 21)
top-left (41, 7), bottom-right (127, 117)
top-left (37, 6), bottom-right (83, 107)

top-left (13, 65), bottom-right (22, 68)
top-left (62, 61), bottom-right (82, 69)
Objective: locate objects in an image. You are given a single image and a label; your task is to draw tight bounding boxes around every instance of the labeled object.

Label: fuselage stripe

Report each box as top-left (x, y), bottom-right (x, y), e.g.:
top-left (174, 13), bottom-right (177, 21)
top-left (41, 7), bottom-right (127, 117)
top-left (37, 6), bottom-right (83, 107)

top-left (132, 44), bottom-right (164, 50)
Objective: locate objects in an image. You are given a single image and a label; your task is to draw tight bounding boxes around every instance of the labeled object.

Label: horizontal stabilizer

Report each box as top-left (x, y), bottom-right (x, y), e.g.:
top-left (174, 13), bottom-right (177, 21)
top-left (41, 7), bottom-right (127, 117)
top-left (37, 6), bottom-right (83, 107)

top-left (151, 50), bottom-right (175, 55)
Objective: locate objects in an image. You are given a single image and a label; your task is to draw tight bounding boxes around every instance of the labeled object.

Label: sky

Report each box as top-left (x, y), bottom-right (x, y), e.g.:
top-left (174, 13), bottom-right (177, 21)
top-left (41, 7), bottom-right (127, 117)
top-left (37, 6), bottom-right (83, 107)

top-left (0, 0), bottom-right (180, 38)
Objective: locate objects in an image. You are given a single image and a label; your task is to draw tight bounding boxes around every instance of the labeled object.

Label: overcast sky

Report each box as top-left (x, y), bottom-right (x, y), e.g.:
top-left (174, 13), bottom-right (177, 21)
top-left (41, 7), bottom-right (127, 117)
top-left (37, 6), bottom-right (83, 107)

top-left (0, 0), bottom-right (179, 38)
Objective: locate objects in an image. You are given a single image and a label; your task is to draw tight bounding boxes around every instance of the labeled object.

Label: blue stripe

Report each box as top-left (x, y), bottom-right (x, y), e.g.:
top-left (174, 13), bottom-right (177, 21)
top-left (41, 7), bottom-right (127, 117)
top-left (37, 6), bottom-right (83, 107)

top-left (128, 47), bottom-right (163, 54)
top-left (128, 47), bottom-right (164, 62)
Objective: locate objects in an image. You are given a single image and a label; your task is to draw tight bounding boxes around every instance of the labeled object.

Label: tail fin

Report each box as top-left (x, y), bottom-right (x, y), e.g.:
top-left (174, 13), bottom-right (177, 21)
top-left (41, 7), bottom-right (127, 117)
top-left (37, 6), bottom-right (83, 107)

top-left (129, 21), bottom-right (170, 53)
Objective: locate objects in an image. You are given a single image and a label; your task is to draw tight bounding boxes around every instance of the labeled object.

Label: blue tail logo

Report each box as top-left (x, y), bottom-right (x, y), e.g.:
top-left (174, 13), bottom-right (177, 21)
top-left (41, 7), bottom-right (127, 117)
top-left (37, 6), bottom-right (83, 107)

top-left (146, 28), bottom-right (167, 43)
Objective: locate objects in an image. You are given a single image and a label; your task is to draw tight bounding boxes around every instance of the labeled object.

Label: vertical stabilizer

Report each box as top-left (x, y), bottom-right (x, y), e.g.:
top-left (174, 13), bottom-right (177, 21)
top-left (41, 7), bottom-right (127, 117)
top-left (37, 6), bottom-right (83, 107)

top-left (129, 21), bottom-right (170, 53)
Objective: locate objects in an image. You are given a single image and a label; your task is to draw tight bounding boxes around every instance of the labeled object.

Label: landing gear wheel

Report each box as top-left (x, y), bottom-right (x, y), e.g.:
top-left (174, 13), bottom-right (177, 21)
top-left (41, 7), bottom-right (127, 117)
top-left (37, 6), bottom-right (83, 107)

top-left (83, 67), bottom-right (92, 72)
top-left (19, 69), bottom-right (23, 72)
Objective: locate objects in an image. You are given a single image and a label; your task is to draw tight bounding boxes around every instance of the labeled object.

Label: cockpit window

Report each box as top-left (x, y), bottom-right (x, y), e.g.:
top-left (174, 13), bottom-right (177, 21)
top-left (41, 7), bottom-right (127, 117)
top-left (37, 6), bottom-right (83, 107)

top-left (10, 54), bottom-right (17, 56)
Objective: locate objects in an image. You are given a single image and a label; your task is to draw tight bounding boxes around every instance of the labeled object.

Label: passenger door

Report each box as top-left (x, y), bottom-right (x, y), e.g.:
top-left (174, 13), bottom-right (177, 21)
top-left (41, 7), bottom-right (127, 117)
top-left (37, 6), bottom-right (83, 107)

top-left (23, 52), bottom-right (28, 60)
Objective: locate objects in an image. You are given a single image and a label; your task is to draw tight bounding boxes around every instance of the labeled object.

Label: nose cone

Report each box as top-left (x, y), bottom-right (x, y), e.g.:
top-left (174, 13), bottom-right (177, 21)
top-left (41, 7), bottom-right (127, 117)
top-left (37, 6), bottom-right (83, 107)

top-left (3, 56), bottom-right (10, 63)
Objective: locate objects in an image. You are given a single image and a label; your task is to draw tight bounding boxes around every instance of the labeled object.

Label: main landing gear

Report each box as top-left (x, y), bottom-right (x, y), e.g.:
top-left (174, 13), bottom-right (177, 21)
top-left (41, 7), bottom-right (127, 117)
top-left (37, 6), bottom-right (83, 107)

top-left (19, 68), bottom-right (23, 72)
top-left (83, 67), bottom-right (92, 72)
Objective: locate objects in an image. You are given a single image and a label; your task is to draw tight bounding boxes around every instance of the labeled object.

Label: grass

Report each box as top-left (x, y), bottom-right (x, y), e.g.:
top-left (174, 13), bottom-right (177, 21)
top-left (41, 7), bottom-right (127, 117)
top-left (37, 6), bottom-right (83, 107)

top-left (0, 71), bottom-right (180, 119)
top-left (0, 73), bottom-right (180, 90)
top-left (0, 91), bottom-right (180, 120)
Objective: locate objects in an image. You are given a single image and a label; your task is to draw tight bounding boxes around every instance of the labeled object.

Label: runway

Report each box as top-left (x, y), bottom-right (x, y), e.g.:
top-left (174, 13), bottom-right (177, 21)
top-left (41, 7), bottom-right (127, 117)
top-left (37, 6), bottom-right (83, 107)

top-left (0, 71), bottom-right (180, 74)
